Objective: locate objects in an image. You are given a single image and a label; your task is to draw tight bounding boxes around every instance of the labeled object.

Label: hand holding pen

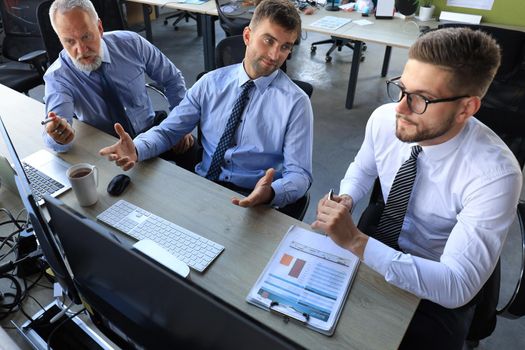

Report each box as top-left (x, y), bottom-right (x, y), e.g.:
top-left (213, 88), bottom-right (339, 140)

top-left (42, 112), bottom-right (74, 145)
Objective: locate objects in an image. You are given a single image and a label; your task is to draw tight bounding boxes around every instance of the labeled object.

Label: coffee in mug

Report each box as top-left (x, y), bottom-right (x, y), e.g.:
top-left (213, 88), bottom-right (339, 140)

top-left (67, 163), bottom-right (99, 206)
top-left (69, 168), bottom-right (92, 179)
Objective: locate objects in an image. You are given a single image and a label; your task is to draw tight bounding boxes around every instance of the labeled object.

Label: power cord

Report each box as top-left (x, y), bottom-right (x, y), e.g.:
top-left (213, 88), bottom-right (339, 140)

top-left (46, 307), bottom-right (86, 350)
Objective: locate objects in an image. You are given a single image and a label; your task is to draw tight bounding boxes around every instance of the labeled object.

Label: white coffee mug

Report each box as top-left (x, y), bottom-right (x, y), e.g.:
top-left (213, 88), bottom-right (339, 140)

top-left (67, 163), bottom-right (99, 206)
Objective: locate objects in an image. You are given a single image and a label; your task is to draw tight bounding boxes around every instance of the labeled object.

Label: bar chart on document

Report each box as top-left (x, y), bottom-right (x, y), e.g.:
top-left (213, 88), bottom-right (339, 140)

top-left (246, 226), bottom-right (360, 335)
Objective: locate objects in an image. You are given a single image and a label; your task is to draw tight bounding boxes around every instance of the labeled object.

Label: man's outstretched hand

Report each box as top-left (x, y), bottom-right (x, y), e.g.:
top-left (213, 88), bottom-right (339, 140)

top-left (232, 168), bottom-right (275, 207)
top-left (99, 123), bottom-right (138, 171)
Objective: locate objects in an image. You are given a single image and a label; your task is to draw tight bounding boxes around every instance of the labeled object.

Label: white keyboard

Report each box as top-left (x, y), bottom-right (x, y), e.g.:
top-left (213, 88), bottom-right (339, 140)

top-left (96, 200), bottom-right (224, 272)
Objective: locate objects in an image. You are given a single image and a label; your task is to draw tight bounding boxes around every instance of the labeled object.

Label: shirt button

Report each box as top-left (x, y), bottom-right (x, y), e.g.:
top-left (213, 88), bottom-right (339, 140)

top-left (226, 160), bottom-right (230, 164)
top-left (225, 176), bottom-right (229, 180)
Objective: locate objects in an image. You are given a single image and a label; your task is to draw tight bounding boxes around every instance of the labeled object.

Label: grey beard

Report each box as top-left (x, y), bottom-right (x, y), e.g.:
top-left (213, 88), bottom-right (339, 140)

top-left (73, 55), bottom-right (102, 72)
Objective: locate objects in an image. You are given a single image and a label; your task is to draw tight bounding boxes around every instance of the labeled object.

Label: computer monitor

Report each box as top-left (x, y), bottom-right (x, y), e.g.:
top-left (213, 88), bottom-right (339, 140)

top-left (44, 195), bottom-right (304, 350)
top-left (0, 117), bottom-right (80, 304)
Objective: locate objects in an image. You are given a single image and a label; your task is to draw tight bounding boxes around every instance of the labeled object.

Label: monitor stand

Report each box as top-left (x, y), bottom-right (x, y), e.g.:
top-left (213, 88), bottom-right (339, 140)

top-left (13, 300), bottom-right (114, 350)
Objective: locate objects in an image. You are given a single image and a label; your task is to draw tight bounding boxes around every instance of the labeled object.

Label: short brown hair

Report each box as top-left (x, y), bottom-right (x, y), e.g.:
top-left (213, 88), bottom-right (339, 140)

top-left (250, 0), bottom-right (301, 38)
top-left (409, 27), bottom-right (501, 97)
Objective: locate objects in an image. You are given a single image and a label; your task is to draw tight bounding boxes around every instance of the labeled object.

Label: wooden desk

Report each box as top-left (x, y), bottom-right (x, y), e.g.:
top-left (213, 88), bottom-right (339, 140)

top-left (300, 9), bottom-right (429, 109)
top-left (0, 84), bottom-right (419, 349)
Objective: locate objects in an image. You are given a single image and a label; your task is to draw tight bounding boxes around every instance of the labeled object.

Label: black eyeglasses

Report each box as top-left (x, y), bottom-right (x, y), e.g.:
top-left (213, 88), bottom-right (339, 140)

top-left (386, 76), bottom-right (470, 115)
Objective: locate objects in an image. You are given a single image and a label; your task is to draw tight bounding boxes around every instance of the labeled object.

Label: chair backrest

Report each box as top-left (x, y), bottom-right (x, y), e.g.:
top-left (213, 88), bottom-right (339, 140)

top-left (214, 0), bottom-right (251, 36)
top-left (215, 35), bottom-right (312, 98)
top-left (0, 0), bottom-right (45, 61)
top-left (37, 0), bottom-right (61, 63)
top-left (437, 23), bottom-right (525, 168)
top-left (92, 0), bottom-right (127, 31)
top-left (497, 201), bottom-right (525, 319)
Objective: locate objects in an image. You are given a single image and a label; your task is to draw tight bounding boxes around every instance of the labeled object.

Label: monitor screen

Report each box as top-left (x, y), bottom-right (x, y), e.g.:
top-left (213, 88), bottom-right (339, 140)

top-left (44, 195), bottom-right (304, 350)
top-left (0, 116), bottom-right (80, 304)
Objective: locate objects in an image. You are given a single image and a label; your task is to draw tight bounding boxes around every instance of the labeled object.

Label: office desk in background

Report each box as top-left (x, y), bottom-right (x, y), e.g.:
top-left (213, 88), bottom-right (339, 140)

top-left (126, 0), bottom-right (218, 70)
top-left (131, 1), bottom-right (432, 109)
top-left (0, 83), bottom-right (419, 349)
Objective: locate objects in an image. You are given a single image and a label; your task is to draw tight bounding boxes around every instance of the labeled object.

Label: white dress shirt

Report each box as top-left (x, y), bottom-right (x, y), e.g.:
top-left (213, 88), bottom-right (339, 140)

top-left (340, 103), bottom-right (522, 308)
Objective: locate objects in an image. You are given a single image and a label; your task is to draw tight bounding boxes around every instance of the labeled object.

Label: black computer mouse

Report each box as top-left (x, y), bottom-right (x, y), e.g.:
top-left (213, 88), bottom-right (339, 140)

top-left (107, 174), bottom-right (131, 196)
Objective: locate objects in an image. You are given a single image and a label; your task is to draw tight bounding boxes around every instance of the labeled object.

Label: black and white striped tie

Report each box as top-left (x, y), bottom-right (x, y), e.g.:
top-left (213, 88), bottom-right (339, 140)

top-left (375, 145), bottom-right (422, 249)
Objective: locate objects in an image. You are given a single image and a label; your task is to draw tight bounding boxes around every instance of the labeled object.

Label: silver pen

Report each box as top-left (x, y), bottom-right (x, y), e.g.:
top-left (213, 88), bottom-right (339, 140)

top-left (41, 118), bottom-right (54, 125)
top-left (328, 188), bottom-right (334, 201)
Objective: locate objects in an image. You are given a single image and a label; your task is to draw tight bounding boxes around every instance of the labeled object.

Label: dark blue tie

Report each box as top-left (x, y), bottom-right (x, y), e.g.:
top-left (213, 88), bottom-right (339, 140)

top-left (206, 80), bottom-right (255, 181)
top-left (98, 64), bottom-right (136, 138)
top-left (375, 145), bottom-right (422, 249)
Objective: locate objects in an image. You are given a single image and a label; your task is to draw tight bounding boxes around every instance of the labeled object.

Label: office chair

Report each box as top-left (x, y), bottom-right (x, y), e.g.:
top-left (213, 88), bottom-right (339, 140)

top-left (214, 0), bottom-right (251, 36)
top-left (310, 37), bottom-right (367, 63)
top-left (357, 23), bottom-right (525, 347)
top-left (0, 0), bottom-right (48, 94)
top-left (164, 9), bottom-right (199, 33)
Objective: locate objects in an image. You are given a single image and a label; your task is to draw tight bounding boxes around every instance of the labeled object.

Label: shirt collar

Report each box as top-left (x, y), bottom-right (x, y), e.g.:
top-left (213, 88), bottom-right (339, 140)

top-left (418, 120), bottom-right (470, 161)
top-left (101, 38), bottom-right (110, 64)
top-left (237, 62), bottom-right (280, 91)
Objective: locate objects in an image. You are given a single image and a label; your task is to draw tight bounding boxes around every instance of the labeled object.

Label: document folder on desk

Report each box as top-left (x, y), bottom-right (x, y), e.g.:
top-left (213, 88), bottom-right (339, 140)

top-left (246, 225), bottom-right (360, 336)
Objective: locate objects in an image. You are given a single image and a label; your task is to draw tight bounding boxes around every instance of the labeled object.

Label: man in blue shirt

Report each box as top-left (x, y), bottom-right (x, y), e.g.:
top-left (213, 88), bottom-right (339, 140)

top-left (100, 0), bottom-right (313, 211)
top-left (43, 0), bottom-right (193, 155)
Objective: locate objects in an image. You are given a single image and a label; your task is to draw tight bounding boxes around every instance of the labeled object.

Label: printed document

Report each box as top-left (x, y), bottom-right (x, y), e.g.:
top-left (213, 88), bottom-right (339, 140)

top-left (246, 225), bottom-right (360, 335)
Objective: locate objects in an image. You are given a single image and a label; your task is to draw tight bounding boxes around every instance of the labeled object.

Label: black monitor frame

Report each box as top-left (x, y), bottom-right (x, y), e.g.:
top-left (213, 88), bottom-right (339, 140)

top-left (44, 195), bottom-right (304, 350)
top-left (0, 116), bottom-right (81, 304)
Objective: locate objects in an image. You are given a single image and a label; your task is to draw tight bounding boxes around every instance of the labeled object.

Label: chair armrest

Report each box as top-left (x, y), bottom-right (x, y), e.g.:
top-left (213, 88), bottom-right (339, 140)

top-left (18, 49), bottom-right (48, 77)
top-left (497, 201), bottom-right (525, 319)
top-left (145, 83), bottom-right (168, 102)
top-left (18, 49), bottom-right (47, 63)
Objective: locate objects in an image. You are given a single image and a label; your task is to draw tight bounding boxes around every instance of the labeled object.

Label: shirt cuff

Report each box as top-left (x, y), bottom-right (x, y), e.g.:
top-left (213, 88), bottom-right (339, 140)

top-left (44, 134), bottom-right (72, 153)
top-left (134, 140), bottom-right (147, 162)
top-left (270, 181), bottom-right (284, 208)
top-left (363, 237), bottom-right (398, 277)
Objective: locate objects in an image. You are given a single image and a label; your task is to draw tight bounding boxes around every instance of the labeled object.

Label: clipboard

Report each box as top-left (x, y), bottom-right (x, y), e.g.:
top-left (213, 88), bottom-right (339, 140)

top-left (246, 225), bottom-right (360, 336)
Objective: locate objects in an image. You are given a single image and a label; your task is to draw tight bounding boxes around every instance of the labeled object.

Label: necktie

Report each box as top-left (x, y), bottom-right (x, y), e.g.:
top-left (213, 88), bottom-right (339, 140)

top-left (206, 80), bottom-right (255, 181)
top-left (98, 64), bottom-right (136, 138)
top-left (374, 145), bottom-right (423, 249)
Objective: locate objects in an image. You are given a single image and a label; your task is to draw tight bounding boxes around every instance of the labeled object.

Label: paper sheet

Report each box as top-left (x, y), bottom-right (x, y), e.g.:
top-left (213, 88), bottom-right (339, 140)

top-left (309, 16), bottom-right (352, 31)
top-left (447, 0), bottom-right (494, 10)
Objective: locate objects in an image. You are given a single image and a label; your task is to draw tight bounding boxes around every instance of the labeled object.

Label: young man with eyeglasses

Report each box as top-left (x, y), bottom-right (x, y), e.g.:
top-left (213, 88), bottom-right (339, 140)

top-left (100, 0), bottom-right (312, 215)
top-left (312, 28), bottom-right (522, 348)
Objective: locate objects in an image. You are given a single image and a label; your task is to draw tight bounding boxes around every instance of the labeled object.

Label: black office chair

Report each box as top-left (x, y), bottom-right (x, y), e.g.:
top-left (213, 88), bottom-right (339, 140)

top-left (0, 0), bottom-right (48, 94)
top-left (92, 0), bottom-right (127, 31)
top-left (357, 23), bottom-right (525, 347)
top-left (164, 9), bottom-right (199, 33)
top-left (214, 0), bottom-right (251, 36)
top-left (310, 37), bottom-right (367, 63)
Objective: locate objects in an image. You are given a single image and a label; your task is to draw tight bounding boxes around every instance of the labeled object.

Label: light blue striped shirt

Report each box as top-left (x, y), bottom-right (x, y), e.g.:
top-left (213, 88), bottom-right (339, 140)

top-left (134, 63), bottom-right (313, 207)
top-left (43, 31), bottom-right (186, 152)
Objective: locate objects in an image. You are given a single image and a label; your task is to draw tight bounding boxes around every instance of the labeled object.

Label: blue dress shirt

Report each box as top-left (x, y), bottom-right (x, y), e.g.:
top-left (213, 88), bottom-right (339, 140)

top-left (43, 31), bottom-right (186, 152)
top-left (134, 64), bottom-right (313, 207)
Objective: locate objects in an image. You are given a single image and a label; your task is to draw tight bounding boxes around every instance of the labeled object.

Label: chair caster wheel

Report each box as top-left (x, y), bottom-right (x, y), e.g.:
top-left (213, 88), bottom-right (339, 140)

top-left (360, 56), bottom-right (365, 62)
top-left (325, 56), bottom-right (332, 63)
top-left (164, 20), bottom-right (168, 25)
top-left (310, 46), bottom-right (317, 53)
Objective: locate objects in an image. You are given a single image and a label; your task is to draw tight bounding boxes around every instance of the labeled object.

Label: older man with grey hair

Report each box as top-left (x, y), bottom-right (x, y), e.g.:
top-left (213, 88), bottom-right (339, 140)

top-left (43, 0), bottom-right (193, 160)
